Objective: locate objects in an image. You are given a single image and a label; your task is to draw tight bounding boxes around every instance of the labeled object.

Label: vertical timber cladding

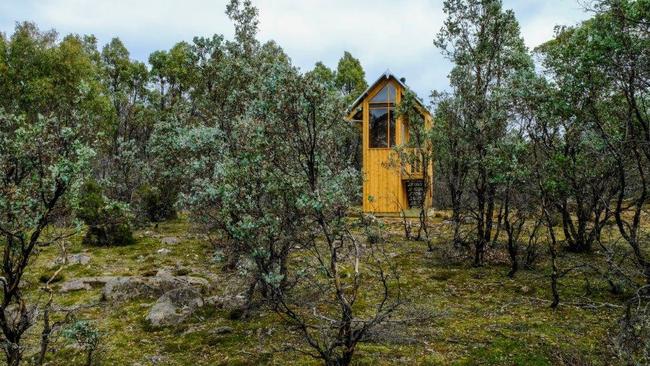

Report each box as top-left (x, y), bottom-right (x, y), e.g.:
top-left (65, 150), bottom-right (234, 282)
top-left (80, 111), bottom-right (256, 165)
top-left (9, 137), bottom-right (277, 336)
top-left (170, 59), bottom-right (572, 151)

top-left (353, 71), bottom-right (433, 214)
top-left (363, 78), bottom-right (403, 213)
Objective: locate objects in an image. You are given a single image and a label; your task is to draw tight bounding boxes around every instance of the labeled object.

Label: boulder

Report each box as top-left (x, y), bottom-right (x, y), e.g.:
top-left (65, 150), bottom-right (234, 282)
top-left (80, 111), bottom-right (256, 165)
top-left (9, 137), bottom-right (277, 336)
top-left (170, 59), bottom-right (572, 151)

top-left (102, 274), bottom-right (209, 302)
top-left (146, 287), bottom-right (204, 327)
top-left (101, 277), bottom-right (151, 301)
top-left (60, 279), bottom-right (92, 292)
top-left (157, 248), bottom-right (171, 255)
top-left (58, 276), bottom-right (116, 293)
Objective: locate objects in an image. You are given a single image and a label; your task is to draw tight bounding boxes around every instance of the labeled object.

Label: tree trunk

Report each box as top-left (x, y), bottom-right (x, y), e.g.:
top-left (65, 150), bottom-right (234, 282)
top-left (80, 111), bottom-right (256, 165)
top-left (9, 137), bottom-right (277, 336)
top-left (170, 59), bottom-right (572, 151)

top-left (550, 253), bottom-right (560, 309)
top-left (452, 206), bottom-right (462, 248)
top-left (548, 226), bottom-right (560, 309)
top-left (507, 237), bottom-right (518, 278)
top-left (5, 344), bottom-right (21, 366)
top-left (37, 307), bottom-right (52, 366)
top-left (85, 349), bottom-right (94, 366)
top-left (473, 235), bottom-right (486, 267)
top-left (492, 201), bottom-right (504, 246)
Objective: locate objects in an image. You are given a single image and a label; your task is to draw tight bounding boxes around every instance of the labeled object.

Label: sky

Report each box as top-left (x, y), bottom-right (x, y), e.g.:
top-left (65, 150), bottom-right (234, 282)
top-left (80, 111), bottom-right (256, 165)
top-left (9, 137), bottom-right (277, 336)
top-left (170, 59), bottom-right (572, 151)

top-left (0, 0), bottom-right (591, 101)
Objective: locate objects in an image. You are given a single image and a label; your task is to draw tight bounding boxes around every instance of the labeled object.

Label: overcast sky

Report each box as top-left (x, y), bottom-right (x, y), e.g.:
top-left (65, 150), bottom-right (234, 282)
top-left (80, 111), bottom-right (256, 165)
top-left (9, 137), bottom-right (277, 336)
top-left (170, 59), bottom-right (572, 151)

top-left (1, 0), bottom-right (590, 100)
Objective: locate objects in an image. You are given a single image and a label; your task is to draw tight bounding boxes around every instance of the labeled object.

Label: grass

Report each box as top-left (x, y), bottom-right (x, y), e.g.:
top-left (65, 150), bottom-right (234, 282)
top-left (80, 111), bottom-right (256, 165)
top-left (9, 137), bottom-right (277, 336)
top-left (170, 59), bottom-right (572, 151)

top-left (17, 212), bottom-right (626, 365)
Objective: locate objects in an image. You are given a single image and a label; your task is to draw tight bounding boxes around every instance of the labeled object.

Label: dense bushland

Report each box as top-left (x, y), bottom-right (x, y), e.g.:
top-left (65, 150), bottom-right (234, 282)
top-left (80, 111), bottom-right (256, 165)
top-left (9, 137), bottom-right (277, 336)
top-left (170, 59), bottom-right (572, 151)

top-left (0, 0), bottom-right (649, 364)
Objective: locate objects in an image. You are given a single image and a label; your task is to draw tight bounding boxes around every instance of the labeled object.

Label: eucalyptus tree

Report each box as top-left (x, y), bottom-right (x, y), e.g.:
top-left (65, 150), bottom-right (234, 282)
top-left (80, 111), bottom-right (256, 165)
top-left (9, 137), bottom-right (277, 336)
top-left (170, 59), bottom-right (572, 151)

top-left (99, 37), bottom-right (153, 203)
top-left (0, 113), bottom-right (96, 366)
top-left (181, 3), bottom-right (400, 364)
top-left (434, 0), bottom-right (534, 265)
top-left (393, 90), bottom-right (434, 245)
top-left (0, 23), bottom-right (103, 365)
top-left (494, 132), bottom-right (535, 277)
top-left (548, 1), bottom-right (650, 360)
top-left (258, 68), bottom-right (399, 366)
top-left (580, 0), bottom-right (650, 279)
top-left (308, 61), bottom-right (337, 89)
top-left (335, 51), bottom-right (367, 175)
top-left (148, 42), bottom-right (197, 114)
top-left (431, 92), bottom-right (471, 248)
top-left (144, 0), bottom-right (266, 220)
top-left (335, 51), bottom-right (368, 104)
top-left (183, 49), bottom-right (399, 366)
top-left (535, 22), bottom-right (621, 254)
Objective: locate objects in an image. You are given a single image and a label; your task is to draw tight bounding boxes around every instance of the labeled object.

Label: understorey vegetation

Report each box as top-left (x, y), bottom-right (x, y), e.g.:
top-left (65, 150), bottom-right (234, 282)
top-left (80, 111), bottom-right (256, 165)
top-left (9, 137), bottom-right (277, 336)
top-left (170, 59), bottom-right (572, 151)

top-left (0, 0), bottom-right (649, 364)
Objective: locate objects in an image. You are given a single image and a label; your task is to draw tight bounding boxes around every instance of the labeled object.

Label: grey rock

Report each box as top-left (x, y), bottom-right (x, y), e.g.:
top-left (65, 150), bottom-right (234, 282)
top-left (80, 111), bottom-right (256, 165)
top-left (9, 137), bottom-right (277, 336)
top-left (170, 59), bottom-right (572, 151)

top-left (157, 248), bottom-right (171, 255)
top-left (102, 275), bottom-right (209, 302)
top-left (67, 253), bottom-right (91, 265)
top-left (160, 237), bottom-right (180, 245)
top-left (101, 277), bottom-right (148, 301)
top-left (145, 354), bottom-right (165, 365)
top-left (58, 276), bottom-right (115, 293)
top-left (155, 268), bottom-right (173, 277)
top-left (51, 253), bottom-right (91, 268)
top-left (59, 279), bottom-right (92, 292)
top-left (146, 287), bottom-right (204, 327)
top-left (205, 294), bottom-right (247, 310)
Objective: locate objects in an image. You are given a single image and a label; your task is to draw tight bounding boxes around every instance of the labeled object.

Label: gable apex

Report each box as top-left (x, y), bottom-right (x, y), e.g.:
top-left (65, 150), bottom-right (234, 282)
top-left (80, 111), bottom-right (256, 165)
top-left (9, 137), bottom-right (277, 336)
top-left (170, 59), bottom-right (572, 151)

top-left (346, 71), bottom-right (429, 116)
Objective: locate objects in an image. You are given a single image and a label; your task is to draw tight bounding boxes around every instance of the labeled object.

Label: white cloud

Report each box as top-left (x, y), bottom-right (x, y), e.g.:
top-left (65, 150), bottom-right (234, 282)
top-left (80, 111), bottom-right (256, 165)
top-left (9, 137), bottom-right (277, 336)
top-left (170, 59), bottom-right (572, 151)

top-left (0, 0), bottom-right (590, 99)
top-left (506, 0), bottom-right (589, 49)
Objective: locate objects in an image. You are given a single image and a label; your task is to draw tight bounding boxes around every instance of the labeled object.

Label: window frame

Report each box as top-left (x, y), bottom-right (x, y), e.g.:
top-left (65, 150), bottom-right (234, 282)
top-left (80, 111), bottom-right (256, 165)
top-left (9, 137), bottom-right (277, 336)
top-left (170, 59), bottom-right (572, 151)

top-left (367, 82), bottom-right (398, 150)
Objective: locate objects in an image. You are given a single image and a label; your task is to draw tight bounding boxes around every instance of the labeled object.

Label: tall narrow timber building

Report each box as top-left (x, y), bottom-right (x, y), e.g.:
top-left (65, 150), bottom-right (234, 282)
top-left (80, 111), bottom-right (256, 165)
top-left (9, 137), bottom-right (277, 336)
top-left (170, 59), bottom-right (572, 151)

top-left (346, 71), bottom-right (433, 215)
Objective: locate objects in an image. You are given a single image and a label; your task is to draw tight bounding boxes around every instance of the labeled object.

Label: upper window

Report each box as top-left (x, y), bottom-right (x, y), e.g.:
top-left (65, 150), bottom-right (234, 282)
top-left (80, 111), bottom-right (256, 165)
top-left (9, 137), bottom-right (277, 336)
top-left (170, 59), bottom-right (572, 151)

top-left (369, 83), bottom-right (397, 148)
top-left (370, 84), bottom-right (396, 104)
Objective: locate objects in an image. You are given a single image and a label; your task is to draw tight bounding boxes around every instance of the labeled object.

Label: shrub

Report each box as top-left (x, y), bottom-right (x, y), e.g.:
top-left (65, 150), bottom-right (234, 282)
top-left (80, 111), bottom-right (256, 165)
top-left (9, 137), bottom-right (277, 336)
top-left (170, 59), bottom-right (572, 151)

top-left (366, 226), bottom-right (385, 244)
top-left (77, 180), bottom-right (134, 246)
top-left (76, 180), bottom-right (105, 226)
top-left (361, 214), bottom-right (385, 244)
top-left (62, 320), bottom-right (101, 366)
top-left (134, 184), bottom-right (177, 223)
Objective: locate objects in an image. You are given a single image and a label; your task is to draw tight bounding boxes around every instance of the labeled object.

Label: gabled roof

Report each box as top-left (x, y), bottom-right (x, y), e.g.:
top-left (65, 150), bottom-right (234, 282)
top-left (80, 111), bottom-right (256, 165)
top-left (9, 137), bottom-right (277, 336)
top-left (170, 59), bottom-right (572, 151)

top-left (347, 70), bottom-right (430, 117)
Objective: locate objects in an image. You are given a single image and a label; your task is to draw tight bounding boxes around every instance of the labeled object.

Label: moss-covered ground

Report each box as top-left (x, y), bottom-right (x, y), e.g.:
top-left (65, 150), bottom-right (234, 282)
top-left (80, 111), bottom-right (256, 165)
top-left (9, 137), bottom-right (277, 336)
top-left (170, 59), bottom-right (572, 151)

top-left (19, 213), bottom-right (625, 365)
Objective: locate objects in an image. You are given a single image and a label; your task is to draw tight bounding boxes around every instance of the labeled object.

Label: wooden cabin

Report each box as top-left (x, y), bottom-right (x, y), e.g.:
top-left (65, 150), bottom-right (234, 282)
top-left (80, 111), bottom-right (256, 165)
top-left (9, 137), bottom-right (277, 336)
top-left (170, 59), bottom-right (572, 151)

top-left (346, 71), bottom-right (433, 215)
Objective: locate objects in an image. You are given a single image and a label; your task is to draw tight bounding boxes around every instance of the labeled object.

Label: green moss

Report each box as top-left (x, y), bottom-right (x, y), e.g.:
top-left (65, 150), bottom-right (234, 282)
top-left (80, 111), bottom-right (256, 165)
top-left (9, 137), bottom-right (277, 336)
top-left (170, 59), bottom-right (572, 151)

top-left (14, 214), bottom-right (626, 365)
top-left (459, 337), bottom-right (551, 365)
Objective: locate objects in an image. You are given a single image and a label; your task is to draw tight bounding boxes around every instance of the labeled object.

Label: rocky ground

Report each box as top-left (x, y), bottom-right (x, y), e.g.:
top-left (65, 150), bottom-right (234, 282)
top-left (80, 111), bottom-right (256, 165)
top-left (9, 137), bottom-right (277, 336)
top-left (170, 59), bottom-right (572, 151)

top-left (20, 215), bottom-right (623, 365)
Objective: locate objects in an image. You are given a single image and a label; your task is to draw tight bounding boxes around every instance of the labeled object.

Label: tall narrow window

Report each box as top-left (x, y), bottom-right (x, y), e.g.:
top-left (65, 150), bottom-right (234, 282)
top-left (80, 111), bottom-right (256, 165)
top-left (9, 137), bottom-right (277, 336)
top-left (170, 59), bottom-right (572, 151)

top-left (369, 83), bottom-right (396, 148)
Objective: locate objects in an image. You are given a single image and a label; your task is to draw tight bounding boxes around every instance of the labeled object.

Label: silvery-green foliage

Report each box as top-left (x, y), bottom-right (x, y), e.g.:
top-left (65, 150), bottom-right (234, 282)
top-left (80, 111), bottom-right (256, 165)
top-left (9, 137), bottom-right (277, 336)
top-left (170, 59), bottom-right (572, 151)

top-left (0, 23), bottom-right (107, 365)
top-left (147, 115), bottom-right (224, 215)
top-left (183, 59), bottom-right (358, 303)
top-left (434, 0), bottom-right (535, 265)
top-left (100, 137), bottom-right (149, 202)
top-left (0, 109), bottom-right (97, 365)
top-left (0, 111), bottom-right (96, 234)
top-left (62, 320), bottom-right (101, 366)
